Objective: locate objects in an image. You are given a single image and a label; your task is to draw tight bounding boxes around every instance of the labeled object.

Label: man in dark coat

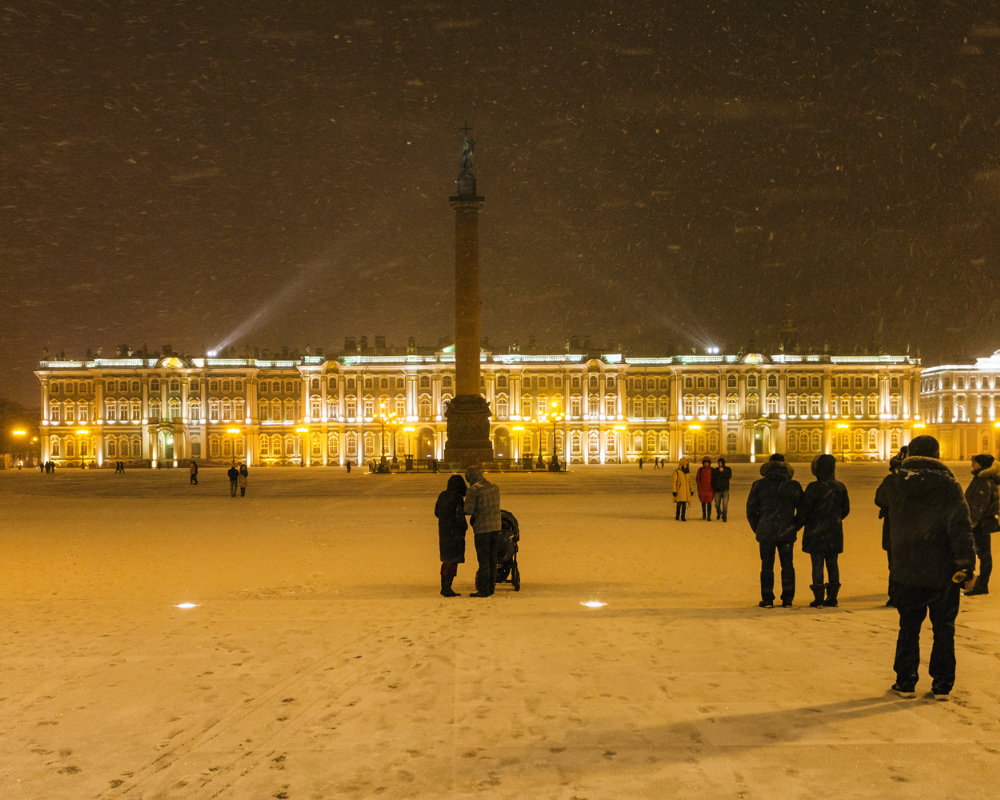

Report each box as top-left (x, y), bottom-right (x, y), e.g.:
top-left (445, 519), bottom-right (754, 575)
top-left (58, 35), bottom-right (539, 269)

top-left (746, 454), bottom-right (803, 608)
top-left (964, 454), bottom-right (999, 596)
top-left (227, 464), bottom-right (239, 497)
top-left (877, 445), bottom-right (909, 607)
top-left (874, 435), bottom-right (976, 699)
top-left (796, 454), bottom-right (850, 608)
top-left (711, 457), bottom-right (732, 522)
top-left (434, 474), bottom-right (468, 597)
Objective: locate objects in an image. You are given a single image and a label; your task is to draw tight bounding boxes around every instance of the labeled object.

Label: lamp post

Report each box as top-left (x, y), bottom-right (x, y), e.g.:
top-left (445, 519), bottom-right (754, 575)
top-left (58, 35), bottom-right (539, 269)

top-left (296, 427), bottom-right (309, 466)
top-left (227, 427), bottom-right (240, 465)
top-left (538, 403), bottom-right (565, 464)
top-left (374, 402), bottom-right (400, 463)
top-left (76, 428), bottom-right (89, 468)
top-left (613, 423), bottom-right (627, 464)
top-left (836, 423), bottom-right (849, 462)
top-left (687, 423), bottom-right (701, 460)
top-left (12, 429), bottom-right (26, 467)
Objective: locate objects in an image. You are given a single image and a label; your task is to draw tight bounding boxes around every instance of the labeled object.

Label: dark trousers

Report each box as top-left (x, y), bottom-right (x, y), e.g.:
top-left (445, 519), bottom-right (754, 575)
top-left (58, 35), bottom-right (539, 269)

top-left (810, 552), bottom-right (840, 585)
top-left (714, 491), bottom-right (729, 521)
top-left (893, 583), bottom-right (961, 691)
top-left (240, 487), bottom-right (246, 496)
top-left (190, 474), bottom-right (197, 484)
top-left (230, 480), bottom-right (237, 497)
top-left (474, 531), bottom-right (501, 595)
top-left (701, 502), bottom-right (712, 520)
top-left (759, 542), bottom-right (795, 602)
top-left (973, 527), bottom-right (992, 588)
top-left (674, 501), bottom-right (687, 520)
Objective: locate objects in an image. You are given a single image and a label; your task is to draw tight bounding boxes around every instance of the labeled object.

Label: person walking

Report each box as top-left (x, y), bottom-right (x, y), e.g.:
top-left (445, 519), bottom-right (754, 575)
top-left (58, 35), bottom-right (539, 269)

top-left (189, 460), bottom-right (198, 485)
top-left (638, 457), bottom-right (644, 470)
top-left (434, 474), bottom-right (468, 597)
top-left (747, 454), bottom-right (803, 608)
top-left (238, 463), bottom-right (248, 497)
top-left (463, 465), bottom-right (502, 597)
top-left (696, 456), bottom-right (715, 520)
top-left (712, 457), bottom-right (732, 522)
top-left (227, 464), bottom-right (239, 497)
top-left (796, 454), bottom-right (850, 608)
top-left (346, 459), bottom-right (352, 474)
top-left (874, 435), bottom-right (977, 700)
top-left (964, 454), bottom-right (998, 596)
top-left (671, 458), bottom-right (694, 521)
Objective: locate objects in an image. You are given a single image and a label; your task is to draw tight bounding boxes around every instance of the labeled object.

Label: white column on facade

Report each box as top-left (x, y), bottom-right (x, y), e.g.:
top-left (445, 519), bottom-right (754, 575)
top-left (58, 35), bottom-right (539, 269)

top-left (302, 375), bottom-right (310, 422)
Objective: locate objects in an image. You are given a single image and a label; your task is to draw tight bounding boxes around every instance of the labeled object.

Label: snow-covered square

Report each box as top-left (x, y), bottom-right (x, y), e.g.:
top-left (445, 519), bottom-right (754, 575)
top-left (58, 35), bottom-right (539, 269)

top-left (1, 463), bottom-right (997, 799)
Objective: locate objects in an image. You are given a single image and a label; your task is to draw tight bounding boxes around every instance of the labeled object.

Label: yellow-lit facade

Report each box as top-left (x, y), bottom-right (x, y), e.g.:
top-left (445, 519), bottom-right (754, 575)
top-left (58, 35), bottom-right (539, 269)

top-left (34, 348), bottom-right (924, 467)
top-left (918, 351), bottom-right (1000, 460)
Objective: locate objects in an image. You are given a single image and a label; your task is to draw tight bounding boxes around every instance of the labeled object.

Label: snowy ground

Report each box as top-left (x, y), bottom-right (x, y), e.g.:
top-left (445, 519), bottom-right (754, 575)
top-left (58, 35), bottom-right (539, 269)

top-left (1, 463), bottom-right (997, 799)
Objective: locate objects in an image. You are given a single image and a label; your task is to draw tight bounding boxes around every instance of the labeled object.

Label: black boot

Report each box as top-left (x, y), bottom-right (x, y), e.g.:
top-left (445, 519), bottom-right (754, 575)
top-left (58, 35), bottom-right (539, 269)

top-left (809, 584), bottom-right (825, 608)
top-left (440, 576), bottom-right (460, 597)
top-left (823, 583), bottom-right (840, 607)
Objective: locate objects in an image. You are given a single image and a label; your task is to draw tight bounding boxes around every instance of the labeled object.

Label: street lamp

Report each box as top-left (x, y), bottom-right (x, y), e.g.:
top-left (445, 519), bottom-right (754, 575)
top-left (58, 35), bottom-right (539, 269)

top-left (76, 428), bottom-right (89, 468)
top-left (227, 427), bottom-right (240, 465)
top-left (295, 427), bottom-right (309, 466)
top-left (373, 402), bottom-right (400, 463)
top-left (613, 423), bottom-right (627, 464)
top-left (836, 423), bottom-right (849, 462)
top-left (539, 403), bottom-right (565, 463)
top-left (12, 429), bottom-right (26, 467)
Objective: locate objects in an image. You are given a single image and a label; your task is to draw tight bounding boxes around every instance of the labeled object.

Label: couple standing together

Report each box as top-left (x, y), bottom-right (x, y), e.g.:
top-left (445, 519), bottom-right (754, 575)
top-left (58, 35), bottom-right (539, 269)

top-left (672, 457), bottom-right (732, 521)
top-left (434, 466), bottom-right (502, 598)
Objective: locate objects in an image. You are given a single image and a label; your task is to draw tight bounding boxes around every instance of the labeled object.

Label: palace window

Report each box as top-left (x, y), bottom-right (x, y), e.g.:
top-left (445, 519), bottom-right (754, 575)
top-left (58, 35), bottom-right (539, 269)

top-left (589, 431), bottom-right (599, 456)
top-left (868, 429), bottom-right (878, 450)
top-left (787, 396), bottom-right (797, 416)
top-left (684, 377), bottom-right (693, 389)
top-left (766, 397), bottom-right (778, 415)
top-left (767, 374), bottom-right (777, 389)
top-left (380, 377), bottom-right (389, 389)
top-left (590, 375), bottom-right (599, 389)
top-left (727, 397), bottom-right (738, 417)
top-left (419, 376), bottom-right (430, 389)
top-left (329, 435), bottom-right (339, 456)
top-left (606, 376), bottom-right (615, 388)
top-left (234, 399), bottom-right (245, 419)
top-left (169, 380), bottom-right (179, 392)
top-left (868, 377), bottom-right (877, 389)
top-left (523, 377), bottom-right (532, 389)
top-left (854, 397), bottom-right (863, 416)
top-left (646, 399), bottom-right (655, 418)
top-left (538, 376), bottom-right (547, 389)
top-left (364, 399), bottom-right (374, 417)
top-left (311, 378), bottom-right (320, 390)
top-left (328, 377), bottom-right (338, 390)
top-left (208, 400), bottom-right (219, 421)
top-left (105, 399), bottom-right (116, 420)
top-left (209, 381), bottom-right (218, 392)
top-left (189, 401), bottom-right (201, 421)
top-left (346, 400), bottom-right (356, 418)
top-left (259, 434), bottom-right (270, 456)
top-left (747, 397), bottom-right (759, 417)
top-left (726, 432), bottom-right (737, 453)
top-left (708, 397), bottom-right (718, 416)
top-left (555, 377), bottom-right (563, 388)
top-left (209, 437), bottom-right (220, 458)
top-left (148, 401), bottom-right (160, 420)
top-left (284, 399), bottom-right (295, 420)
top-left (395, 397), bottom-right (405, 416)
top-left (496, 396), bottom-right (508, 418)
top-left (118, 400), bottom-right (128, 420)
top-left (659, 398), bottom-right (670, 417)
top-left (168, 399), bottom-right (181, 420)
top-left (605, 396), bottom-right (616, 416)
top-left (697, 377), bottom-right (705, 389)
top-left (788, 377), bottom-right (797, 390)
top-left (131, 399), bottom-right (141, 420)
top-left (571, 396), bottom-right (581, 416)
top-left (727, 375), bottom-right (737, 389)
top-left (419, 397), bottom-right (431, 418)
top-left (868, 396), bottom-right (879, 416)
top-left (347, 379), bottom-right (356, 390)
top-left (310, 397), bottom-right (321, 417)
top-left (683, 397), bottom-right (694, 416)
top-left (572, 376), bottom-right (581, 389)
top-left (327, 399), bottom-right (339, 418)
top-left (747, 375), bottom-right (758, 389)
top-left (696, 397), bottom-right (707, 416)
top-left (497, 375), bottom-right (508, 388)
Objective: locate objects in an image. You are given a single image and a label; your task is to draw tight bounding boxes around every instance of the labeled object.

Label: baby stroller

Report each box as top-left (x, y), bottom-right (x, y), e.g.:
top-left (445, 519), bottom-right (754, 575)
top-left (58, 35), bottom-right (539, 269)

top-left (495, 509), bottom-right (521, 591)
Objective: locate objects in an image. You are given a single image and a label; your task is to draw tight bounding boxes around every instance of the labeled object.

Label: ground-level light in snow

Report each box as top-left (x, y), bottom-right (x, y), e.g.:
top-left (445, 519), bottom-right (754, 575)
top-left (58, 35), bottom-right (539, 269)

top-left (581, 601), bottom-right (606, 609)
top-left (175, 603), bottom-right (200, 609)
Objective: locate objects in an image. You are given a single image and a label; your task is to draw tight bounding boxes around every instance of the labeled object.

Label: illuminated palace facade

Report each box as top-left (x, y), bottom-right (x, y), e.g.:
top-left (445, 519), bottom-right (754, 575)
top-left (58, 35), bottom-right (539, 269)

top-left (35, 344), bottom-right (924, 467)
top-left (917, 350), bottom-right (1000, 461)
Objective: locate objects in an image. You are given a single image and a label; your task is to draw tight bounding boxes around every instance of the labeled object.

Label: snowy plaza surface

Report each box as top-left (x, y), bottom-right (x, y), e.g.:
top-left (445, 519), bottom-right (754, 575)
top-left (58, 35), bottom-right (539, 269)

top-left (1, 463), bottom-right (998, 800)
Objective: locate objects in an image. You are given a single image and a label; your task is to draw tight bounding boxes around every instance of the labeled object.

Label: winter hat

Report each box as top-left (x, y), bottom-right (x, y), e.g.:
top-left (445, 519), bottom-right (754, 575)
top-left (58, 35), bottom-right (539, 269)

top-left (908, 435), bottom-right (940, 459)
top-left (464, 465), bottom-right (484, 484)
top-left (718, 457), bottom-right (726, 466)
top-left (973, 454), bottom-right (995, 470)
top-left (768, 453), bottom-right (785, 462)
top-left (813, 453), bottom-right (837, 480)
top-left (702, 456), bottom-right (711, 464)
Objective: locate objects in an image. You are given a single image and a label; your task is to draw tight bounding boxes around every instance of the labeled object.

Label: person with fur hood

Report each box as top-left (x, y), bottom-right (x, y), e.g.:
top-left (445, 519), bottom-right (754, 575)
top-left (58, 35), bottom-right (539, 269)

top-left (434, 474), bottom-right (469, 597)
top-left (874, 435), bottom-right (976, 700)
top-left (672, 458), bottom-right (694, 521)
top-left (695, 456), bottom-right (715, 520)
top-left (746, 454), bottom-right (803, 608)
top-left (796, 454), bottom-right (851, 608)
top-left (964, 454), bottom-right (999, 596)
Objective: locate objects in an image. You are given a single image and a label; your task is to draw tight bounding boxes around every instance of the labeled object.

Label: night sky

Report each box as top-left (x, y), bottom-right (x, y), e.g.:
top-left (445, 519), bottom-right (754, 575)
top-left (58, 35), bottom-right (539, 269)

top-left (3, 1), bottom-right (1000, 405)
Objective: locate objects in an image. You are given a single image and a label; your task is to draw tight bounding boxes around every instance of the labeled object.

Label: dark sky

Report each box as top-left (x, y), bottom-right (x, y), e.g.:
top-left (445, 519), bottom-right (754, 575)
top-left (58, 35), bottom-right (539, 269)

top-left (3, 1), bottom-right (1000, 405)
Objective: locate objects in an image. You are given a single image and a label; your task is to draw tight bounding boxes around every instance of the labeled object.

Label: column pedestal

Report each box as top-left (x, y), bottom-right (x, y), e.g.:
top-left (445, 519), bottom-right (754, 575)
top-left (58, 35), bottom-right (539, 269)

top-left (444, 395), bottom-right (493, 467)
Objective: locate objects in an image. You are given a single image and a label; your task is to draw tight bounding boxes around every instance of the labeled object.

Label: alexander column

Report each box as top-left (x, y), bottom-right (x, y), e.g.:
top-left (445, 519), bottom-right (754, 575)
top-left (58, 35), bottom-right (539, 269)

top-left (444, 125), bottom-right (494, 467)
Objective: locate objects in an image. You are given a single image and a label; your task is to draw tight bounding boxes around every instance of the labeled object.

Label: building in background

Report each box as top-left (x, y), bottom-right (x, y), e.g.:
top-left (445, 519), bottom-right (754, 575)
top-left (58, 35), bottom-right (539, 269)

top-left (34, 340), bottom-right (924, 468)
top-left (918, 350), bottom-right (1000, 460)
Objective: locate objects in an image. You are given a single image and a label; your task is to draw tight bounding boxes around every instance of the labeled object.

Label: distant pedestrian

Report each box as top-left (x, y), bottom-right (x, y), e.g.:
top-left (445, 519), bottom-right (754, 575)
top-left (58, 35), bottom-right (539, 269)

top-left (434, 474), bottom-right (468, 597)
top-left (638, 457), bottom-right (644, 470)
top-left (964, 454), bottom-right (998, 596)
top-left (874, 435), bottom-right (976, 700)
top-left (796, 454), bottom-right (850, 608)
top-left (696, 456), bottom-right (714, 520)
top-left (346, 459), bottom-right (352, 474)
top-left (227, 464), bottom-right (239, 497)
top-left (238, 463), bottom-right (248, 496)
top-left (464, 465), bottom-right (501, 597)
top-left (747, 454), bottom-right (803, 608)
top-left (712, 457), bottom-right (732, 522)
top-left (432, 458), bottom-right (439, 474)
top-left (190, 460), bottom-right (198, 485)
top-left (671, 458), bottom-right (694, 521)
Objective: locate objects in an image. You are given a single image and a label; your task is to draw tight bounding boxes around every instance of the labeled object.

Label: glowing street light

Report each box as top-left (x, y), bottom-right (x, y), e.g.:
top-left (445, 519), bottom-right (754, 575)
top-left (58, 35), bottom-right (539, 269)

top-left (373, 402), bottom-right (400, 462)
top-left (836, 422), bottom-right (849, 462)
top-left (226, 427), bottom-right (240, 465)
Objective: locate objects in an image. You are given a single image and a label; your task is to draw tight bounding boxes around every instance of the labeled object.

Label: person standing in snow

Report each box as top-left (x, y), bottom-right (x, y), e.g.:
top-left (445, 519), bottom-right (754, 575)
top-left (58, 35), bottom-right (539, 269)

top-left (746, 454), bottom-right (803, 608)
top-left (463, 465), bottom-right (502, 597)
top-left (874, 435), bottom-right (976, 699)
top-left (189, 460), bottom-right (198, 485)
top-left (877, 445), bottom-right (909, 607)
top-left (712, 457), bottom-right (732, 522)
top-left (434, 474), bottom-right (468, 597)
top-left (964, 454), bottom-right (998, 596)
top-left (238, 463), bottom-right (248, 497)
top-left (227, 464), bottom-right (239, 497)
top-left (671, 458), bottom-right (694, 521)
top-left (695, 456), bottom-right (715, 520)
top-left (796, 454), bottom-right (850, 608)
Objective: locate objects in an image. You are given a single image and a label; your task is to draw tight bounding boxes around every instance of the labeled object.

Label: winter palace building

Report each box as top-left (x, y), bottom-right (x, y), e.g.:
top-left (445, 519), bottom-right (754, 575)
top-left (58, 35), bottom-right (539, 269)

top-left (34, 338), bottom-right (931, 468)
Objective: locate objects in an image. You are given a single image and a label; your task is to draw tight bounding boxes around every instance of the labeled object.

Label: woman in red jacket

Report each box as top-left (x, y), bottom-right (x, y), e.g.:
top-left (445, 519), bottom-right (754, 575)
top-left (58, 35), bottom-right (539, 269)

top-left (696, 456), bottom-right (715, 520)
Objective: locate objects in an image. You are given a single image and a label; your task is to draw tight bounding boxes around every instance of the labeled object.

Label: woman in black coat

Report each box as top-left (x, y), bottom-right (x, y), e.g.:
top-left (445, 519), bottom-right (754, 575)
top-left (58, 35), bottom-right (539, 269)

top-left (434, 474), bottom-right (469, 597)
top-left (796, 454), bottom-right (851, 608)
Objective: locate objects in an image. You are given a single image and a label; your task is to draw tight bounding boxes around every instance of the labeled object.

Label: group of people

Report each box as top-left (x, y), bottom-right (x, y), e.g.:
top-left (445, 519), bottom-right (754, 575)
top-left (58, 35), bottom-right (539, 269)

top-left (741, 434), bottom-right (994, 700)
top-left (39, 460), bottom-right (57, 473)
top-left (671, 457), bottom-right (732, 521)
top-left (434, 466), bottom-right (502, 598)
top-left (227, 463), bottom-right (249, 496)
